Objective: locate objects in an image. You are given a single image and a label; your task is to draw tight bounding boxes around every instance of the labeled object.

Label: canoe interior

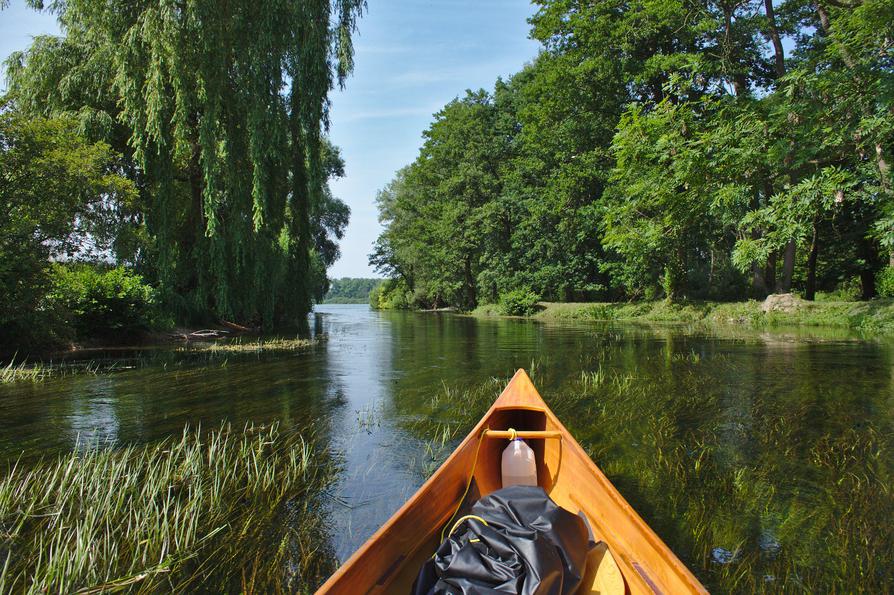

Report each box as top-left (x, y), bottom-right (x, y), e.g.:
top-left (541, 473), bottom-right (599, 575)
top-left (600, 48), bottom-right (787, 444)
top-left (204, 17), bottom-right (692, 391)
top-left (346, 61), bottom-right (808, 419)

top-left (316, 370), bottom-right (707, 595)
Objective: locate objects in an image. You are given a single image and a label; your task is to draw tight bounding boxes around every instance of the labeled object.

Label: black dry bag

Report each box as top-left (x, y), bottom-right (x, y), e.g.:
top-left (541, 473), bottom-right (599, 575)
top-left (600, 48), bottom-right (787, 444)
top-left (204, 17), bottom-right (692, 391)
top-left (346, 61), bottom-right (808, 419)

top-left (411, 485), bottom-right (593, 595)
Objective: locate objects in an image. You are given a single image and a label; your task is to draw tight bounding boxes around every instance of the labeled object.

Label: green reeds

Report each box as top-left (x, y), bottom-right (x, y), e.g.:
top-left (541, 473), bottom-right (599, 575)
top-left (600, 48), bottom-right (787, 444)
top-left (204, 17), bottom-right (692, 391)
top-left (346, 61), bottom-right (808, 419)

top-left (0, 357), bottom-right (106, 384)
top-left (184, 337), bottom-right (318, 354)
top-left (1, 359), bottom-right (49, 383)
top-left (0, 423), bottom-right (338, 593)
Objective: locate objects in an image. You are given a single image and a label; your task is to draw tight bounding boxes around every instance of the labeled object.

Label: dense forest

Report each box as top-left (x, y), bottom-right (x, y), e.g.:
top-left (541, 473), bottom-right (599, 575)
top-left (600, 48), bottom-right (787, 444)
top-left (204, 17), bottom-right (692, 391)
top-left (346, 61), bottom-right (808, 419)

top-left (371, 0), bottom-right (894, 311)
top-left (323, 277), bottom-right (381, 303)
top-left (1, 0), bottom-right (363, 350)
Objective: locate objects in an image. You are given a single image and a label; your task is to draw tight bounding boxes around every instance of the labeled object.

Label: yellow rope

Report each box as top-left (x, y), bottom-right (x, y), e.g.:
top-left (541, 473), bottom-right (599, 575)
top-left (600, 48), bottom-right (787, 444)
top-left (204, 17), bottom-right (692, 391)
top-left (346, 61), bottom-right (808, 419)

top-left (447, 514), bottom-right (489, 538)
top-left (438, 427), bottom-right (490, 545)
top-left (436, 427), bottom-right (522, 550)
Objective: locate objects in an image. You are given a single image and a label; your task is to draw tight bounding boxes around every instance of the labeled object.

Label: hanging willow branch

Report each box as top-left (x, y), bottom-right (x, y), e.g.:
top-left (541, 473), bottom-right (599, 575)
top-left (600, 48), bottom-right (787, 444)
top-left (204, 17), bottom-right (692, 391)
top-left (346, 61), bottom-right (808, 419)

top-left (19, 0), bottom-right (364, 328)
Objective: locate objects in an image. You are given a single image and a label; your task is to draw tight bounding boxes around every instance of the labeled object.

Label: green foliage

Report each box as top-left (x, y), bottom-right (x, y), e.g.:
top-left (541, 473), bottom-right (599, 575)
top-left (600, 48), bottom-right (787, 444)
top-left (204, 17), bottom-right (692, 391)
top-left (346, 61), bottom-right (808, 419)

top-left (5, 0), bottom-right (363, 332)
top-left (324, 278), bottom-right (382, 303)
top-left (499, 290), bottom-right (541, 316)
top-left (733, 169), bottom-right (855, 272)
top-left (0, 106), bottom-right (137, 350)
top-left (371, 0), bottom-right (893, 308)
top-left (369, 278), bottom-right (413, 310)
top-left (49, 264), bottom-right (164, 338)
top-left (876, 267), bottom-right (894, 298)
top-left (473, 299), bottom-right (894, 333)
top-left (584, 304), bottom-right (619, 321)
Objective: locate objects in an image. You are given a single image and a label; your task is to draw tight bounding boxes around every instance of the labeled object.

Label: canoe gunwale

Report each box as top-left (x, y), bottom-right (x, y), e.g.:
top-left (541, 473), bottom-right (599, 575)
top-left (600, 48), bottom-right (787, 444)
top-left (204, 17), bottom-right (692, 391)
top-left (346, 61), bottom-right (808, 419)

top-left (314, 369), bottom-right (708, 595)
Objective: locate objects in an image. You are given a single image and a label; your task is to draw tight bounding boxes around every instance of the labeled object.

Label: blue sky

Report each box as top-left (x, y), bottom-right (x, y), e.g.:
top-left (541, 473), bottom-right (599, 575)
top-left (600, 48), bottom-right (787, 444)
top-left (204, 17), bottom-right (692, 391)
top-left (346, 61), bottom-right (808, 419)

top-left (0, 0), bottom-right (541, 278)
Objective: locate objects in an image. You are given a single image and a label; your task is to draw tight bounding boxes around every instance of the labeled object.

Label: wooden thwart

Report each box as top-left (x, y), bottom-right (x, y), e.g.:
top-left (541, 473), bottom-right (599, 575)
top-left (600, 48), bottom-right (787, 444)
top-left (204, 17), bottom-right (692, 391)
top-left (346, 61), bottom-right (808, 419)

top-left (483, 429), bottom-right (563, 440)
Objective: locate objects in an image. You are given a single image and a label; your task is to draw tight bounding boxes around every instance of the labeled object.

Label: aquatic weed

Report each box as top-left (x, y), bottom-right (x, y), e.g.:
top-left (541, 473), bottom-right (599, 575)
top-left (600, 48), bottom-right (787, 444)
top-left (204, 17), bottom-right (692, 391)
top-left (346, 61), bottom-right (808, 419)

top-left (0, 423), bottom-right (338, 593)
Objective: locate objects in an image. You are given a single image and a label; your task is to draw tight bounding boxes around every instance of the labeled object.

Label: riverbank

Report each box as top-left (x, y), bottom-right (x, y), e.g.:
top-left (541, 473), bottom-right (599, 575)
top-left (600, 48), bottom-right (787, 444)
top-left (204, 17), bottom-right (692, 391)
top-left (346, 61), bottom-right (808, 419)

top-left (1, 335), bottom-right (319, 384)
top-left (472, 296), bottom-right (894, 333)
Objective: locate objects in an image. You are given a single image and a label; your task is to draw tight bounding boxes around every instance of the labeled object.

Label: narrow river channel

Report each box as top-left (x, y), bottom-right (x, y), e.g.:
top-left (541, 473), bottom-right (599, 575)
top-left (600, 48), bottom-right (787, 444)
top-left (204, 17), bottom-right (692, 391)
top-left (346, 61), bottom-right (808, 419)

top-left (2, 304), bottom-right (892, 591)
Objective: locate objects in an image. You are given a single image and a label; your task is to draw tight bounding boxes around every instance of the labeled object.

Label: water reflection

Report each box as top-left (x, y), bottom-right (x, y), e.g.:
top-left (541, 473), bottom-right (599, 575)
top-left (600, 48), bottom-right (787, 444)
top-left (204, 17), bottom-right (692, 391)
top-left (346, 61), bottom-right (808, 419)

top-left (66, 376), bottom-right (120, 449)
top-left (0, 305), bottom-right (892, 591)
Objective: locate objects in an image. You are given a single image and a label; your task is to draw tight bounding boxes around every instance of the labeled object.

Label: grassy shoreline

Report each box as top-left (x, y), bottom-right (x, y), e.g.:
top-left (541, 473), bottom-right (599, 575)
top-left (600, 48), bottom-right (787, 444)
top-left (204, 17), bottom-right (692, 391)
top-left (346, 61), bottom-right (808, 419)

top-left (1, 336), bottom-right (319, 384)
top-left (472, 298), bottom-right (894, 333)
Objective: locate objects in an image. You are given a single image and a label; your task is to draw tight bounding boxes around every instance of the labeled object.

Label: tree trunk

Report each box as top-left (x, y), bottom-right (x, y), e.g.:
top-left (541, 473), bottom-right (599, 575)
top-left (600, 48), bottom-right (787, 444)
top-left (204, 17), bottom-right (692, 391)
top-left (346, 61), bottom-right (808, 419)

top-left (877, 143), bottom-right (891, 195)
top-left (778, 239), bottom-right (796, 292)
top-left (752, 262), bottom-right (767, 297)
top-left (764, 0), bottom-right (786, 78)
top-left (805, 224), bottom-right (819, 301)
top-left (463, 254), bottom-right (476, 310)
top-left (183, 142), bottom-right (205, 296)
top-left (817, 3), bottom-right (891, 204)
top-left (860, 268), bottom-right (877, 300)
top-left (858, 236), bottom-right (878, 299)
top-left (765, 251), bottom-right (777, 290)
top-left (764, 0), bottom-right (796, 294)
top-left (816, 2), bottom-right (832, 35)
top-left (817, 2), bottom-right (856, 67)
top-left (750, 188), bottom-right (768, 297)
top-left (664, 246), bottom-right (686, 302)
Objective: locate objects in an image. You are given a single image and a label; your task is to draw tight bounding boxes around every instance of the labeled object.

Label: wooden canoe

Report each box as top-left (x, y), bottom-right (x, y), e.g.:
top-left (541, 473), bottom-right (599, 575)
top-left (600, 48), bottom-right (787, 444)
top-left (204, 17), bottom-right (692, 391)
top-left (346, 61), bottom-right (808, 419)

top-left (316, 369), bottom-right (708, 594)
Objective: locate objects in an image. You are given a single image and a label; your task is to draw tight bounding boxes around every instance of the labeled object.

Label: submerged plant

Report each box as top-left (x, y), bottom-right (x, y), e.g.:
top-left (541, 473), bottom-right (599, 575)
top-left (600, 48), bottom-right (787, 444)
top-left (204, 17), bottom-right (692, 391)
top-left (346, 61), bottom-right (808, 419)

top-left (0, 423), bottom-right (338, 593)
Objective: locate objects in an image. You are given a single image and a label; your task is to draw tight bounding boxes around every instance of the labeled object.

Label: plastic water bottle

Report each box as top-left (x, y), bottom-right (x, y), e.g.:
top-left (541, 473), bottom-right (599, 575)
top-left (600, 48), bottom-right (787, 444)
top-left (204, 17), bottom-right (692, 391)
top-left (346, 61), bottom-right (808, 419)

top-left (501, 438), bottom-right (537, 487)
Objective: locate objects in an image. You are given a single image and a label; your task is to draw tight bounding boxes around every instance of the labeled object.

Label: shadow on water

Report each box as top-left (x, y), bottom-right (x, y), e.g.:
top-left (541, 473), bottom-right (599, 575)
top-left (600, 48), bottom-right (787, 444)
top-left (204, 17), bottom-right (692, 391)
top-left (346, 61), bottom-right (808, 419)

top-left (1, 304), bottom-right (892, 591)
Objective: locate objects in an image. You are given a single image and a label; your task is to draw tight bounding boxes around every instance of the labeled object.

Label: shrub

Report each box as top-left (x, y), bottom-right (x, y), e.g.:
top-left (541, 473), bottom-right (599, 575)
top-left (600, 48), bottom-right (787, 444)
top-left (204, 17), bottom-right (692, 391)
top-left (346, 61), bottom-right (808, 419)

top-left (0, 109), bottom-right (136, 352)
top-left (585, 304), bottom-right (619, 320)
top-left (368, 283), bottom-right (381, 308)
top-left (50, 264), bottom-right (162, 338)
top-left (370, 278), bottom-right (413, 310)
top-left (877, 267), bottom-right (894, 298)
top-left (499, 289), bottom-right (541, 316)
top-left (815, 277), bottom-right (862, 302)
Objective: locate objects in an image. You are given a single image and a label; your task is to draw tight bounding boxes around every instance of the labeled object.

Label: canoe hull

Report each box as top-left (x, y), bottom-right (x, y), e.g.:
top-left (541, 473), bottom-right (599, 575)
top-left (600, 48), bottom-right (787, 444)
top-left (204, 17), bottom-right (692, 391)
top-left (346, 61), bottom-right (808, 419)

top-left (316, 369), bottom-right (707, 594)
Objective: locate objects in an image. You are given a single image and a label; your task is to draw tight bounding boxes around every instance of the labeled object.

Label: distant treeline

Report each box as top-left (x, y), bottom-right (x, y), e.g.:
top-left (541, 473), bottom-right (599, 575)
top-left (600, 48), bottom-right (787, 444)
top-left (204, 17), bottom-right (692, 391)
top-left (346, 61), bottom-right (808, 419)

top-left (323, 278), bottom-right (382, 303)
top-left (370, 0), bottom-right (893, 311)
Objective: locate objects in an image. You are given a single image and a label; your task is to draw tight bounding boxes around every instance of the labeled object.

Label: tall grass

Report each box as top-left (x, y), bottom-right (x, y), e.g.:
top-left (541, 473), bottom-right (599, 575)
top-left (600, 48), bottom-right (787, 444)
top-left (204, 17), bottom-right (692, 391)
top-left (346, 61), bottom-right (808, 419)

top-left (0, 359), bottom-right (50, 383)
top-left (0, 423), bottom-right (338, 593)
top-left (0, 357), bottom-right (107, 384)
top-left (183, 336), bottom-right (319, 354)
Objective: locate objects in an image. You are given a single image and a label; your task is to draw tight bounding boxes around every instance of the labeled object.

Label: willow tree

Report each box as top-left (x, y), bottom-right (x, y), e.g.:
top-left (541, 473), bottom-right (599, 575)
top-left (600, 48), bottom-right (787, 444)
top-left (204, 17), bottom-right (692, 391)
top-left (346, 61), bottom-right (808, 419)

top-left (6, 0), bottom-right (362, 329)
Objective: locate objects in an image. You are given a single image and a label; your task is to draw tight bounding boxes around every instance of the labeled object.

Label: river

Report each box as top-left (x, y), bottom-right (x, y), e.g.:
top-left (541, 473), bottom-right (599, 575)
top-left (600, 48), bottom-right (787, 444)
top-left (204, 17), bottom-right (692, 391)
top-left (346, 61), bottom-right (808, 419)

top-left (1, 303), bottom-right (891, 591)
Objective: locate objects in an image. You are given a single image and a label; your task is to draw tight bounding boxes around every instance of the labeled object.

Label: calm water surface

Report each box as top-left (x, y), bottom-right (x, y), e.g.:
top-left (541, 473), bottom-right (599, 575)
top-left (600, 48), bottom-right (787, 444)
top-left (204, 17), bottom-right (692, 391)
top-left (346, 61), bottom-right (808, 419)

top-left (1, 304), bottom-right (892, 592)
